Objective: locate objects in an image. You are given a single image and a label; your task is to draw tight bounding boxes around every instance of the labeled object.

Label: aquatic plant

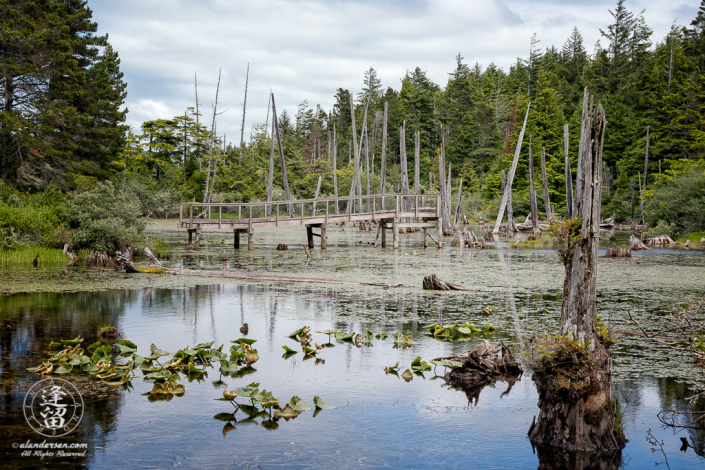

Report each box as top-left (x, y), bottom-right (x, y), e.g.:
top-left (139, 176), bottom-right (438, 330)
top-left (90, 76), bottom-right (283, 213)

top-left (0, 247), bottom-right (69, 267)
top-left (392, 332), bottom-right (415, 345)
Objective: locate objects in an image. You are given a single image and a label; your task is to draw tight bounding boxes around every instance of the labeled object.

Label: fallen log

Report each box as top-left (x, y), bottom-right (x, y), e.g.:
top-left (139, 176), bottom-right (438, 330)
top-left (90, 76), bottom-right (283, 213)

top-left (144, 238), bottom-right (162, 267)
top-left (422, 274), bottom-right (474, 291)
top-left (605, 246), bottom-right (631, 258)
top-left (436, 340), bottom-right (522, 389)
top-left (600, 213), bottom-right (616, 228)
top-left (165, 268), bottom-right (410, 289)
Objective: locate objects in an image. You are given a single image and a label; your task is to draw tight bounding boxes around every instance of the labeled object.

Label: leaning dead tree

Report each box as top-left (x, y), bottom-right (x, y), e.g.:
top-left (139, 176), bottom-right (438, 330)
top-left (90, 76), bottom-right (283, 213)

top-left (493, 103), bottom-right (530, 234)
top-left (526, 89), bottom-right (625, 452)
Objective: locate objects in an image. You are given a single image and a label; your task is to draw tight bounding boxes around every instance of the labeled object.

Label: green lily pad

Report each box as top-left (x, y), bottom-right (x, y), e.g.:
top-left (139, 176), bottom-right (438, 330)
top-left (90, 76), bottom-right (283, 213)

top-left (289, 396), bottom-right (311, 411)
top-left (282, 345), bottom-right (297, 354)
top-left (231, 338), bottom-right (257, 346)
top-left (375, 333), bottom-right (388, 340)
top-left (312, 395), bottom-right (335, 409)
top-left (194, 341), bottom-right (215, 349)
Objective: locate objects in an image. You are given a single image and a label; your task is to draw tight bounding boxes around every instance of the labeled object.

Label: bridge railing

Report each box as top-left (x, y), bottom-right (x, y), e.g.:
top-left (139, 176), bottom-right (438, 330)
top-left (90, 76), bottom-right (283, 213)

top-left (179, 193), bottom-right (440, 226)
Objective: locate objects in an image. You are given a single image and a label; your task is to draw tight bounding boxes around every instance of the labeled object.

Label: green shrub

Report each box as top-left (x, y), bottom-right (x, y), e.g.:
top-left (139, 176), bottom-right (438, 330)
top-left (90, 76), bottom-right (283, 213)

top-left (645, 220), bottom-right (678, 238)
top-left (68, 181), bottom-right (148, 253)
top-left (644, 163), bottom-right (705, 238)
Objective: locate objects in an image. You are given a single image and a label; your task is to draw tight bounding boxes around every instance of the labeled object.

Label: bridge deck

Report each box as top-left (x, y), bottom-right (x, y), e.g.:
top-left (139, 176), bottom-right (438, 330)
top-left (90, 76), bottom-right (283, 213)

top-left (177, 193), bottom-right (441, 230)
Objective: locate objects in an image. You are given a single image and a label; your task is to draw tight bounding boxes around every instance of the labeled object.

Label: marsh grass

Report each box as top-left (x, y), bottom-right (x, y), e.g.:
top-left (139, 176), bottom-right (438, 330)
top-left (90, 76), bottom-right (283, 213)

top-left (0, 247), bottom-right (68, 267)
top-left (677, 232), bottom-right (705, 244)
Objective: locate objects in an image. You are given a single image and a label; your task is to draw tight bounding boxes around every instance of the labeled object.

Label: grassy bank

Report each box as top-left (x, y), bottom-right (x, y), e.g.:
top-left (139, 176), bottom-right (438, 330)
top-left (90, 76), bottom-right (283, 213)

top-left (677, 232), bottom-right (705, 244)
top-left (0, 247), bottom-right (69, 267)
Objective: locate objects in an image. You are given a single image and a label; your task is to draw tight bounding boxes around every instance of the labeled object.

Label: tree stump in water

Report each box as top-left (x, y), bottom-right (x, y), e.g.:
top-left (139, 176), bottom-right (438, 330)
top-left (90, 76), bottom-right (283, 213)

top-left (627, 235), bottom-right (649, 251)
top-left (86, 251), bottom-right (119, 268)
top-left (526, 92), bottom-right (625, 452)
top-left (645, 234), bottom-right (674, 246)
top-left (422, 274), bottom-right (471, 291)
top-left (276, 244), bottom-right (288, 251)
top-left (605, 246), bottom-right (631, 258)
top-left (437, 340), bottom-right (521, 389)
top-left (114, 247), bottom-right (139, 273)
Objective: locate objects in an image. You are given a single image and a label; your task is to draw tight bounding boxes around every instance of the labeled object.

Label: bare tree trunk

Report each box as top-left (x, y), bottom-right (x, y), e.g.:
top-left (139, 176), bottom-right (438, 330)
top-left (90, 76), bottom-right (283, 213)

top-left (239, 63), bottom-right (249, 163)
top-left (333, 125), bottom-right (339, 214)
top-left (379, 102), bottom-right (388, 196)
top-left (266, 111), bottom-right (275, 217)
top-left (501, 170), bottom-right (515, 233)
top-left (400, 121), bottom-right (410, 215)
top-left (528, 89), bottom-right (624, 452)
top-left (271, 93), bottom-right (293, 216)
top-left (439, 131), bottom-right (447, 228)
top-left (194, 73), bottom-right (202, 172)
top-left (640, 126), bottom-right (649, 223)
top-left (564, 124), bottom-right (573, 218)
top-left (365, 125), bottom-right (370, 197)
top-left (348, 96), bottom-right (359, 213)
top-left (540, 146), bottom-right (551, 220)
top-left (528, 135), bottom-right (539, 233)
top-left (493, 104), bottom-right (530, 233)
top-left (453, 178), bottom-right (463, 230)
top-left (442, 156), bottom-right (452, 233)
top-left (203, 69), bottom-right (222, 204)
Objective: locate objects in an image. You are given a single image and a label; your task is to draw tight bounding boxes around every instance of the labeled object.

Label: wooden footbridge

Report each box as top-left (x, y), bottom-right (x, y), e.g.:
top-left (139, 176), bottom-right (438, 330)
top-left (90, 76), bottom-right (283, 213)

top-left (178, 193), bottom-right (443, 250)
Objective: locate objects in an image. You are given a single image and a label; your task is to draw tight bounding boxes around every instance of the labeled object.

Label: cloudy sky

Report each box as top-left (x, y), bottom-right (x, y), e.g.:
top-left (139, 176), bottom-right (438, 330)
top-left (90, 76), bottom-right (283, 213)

top-left (90, 0), bottom-right (699, 143)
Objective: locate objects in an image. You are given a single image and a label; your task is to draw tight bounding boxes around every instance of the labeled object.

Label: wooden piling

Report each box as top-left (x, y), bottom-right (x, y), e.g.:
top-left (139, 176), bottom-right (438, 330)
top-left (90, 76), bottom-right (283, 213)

top-left (234, 229), bottom-right (240, 249)
top-left (381, 222), bottom-right (387, 247)
top-left (321, 224), bottom-right (327, 250)
top-left (392, 219), bottom-right (399, 249)
top-left (436, 218), bottom-right (443, 248)
top-left (247, 229), bottom-right (253, 251)
top-left (306, 226), bottom-right (314, 249)
top-left (423, 227), bottom-right (428, 248)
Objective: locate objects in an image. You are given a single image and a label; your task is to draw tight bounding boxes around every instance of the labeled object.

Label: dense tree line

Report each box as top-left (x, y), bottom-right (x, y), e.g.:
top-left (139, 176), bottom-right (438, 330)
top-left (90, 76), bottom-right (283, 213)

top-left (2, 0), bottom-right (704, 241)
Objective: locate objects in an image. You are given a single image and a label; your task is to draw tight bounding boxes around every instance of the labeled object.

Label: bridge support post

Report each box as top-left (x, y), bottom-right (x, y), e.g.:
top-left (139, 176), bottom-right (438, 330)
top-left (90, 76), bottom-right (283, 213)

top-left (423, 228), bottom-right (428, 248)
top-left (248, 229), bottom-right (254, 251)
top-left (436, 218), bottom-right (443, 248)
top-left (381, 223), bottom-right (387, 247)
top-left (306, 226), bottom-right (314, 249)
top-left (320, 225), bottom-right (327, 250)
top-left (392, 218), bottom-right (399, 250)
top-left (234, 230), bottom-right (240, 249)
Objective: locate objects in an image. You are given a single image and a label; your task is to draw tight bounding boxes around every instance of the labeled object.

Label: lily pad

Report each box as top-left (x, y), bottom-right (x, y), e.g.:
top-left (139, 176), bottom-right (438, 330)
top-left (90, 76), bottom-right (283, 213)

top-left (401, 369), bottom-right (414, 382)
top-left (231, 338), bottom-right (257, 346)
top-left (375, 333), bottom-right (388, 340)
top-left (273, 403), bottom-right (298, 419)
top-left (312, 395), bottom-right (336, 409)
top-left (282, 345), bottom-right (297, 354)
top-left (289, 396), bottom-right (311, 411)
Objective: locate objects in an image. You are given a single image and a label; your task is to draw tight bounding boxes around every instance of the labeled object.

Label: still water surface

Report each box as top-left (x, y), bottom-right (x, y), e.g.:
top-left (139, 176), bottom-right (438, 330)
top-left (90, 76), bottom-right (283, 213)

top-left (0, 222), bottom-right (703, 469)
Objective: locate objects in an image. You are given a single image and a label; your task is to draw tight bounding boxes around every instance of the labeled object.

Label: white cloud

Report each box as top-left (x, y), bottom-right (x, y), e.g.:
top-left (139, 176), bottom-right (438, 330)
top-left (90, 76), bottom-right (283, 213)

top-left (89, 0), bottom-right (700, 142)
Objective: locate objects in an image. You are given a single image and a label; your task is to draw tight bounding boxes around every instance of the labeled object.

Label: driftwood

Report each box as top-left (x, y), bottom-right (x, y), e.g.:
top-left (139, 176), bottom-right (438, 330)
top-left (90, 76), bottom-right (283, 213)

top-left (628, 234), bottom-right (649, 251)
top-left (115, 247), bottom-right (139, 273)
top-left (422, 274), bottom-right (474, 291)
top-left (437, 340), bottom-right (521, 389)
top-left (605, 246), bottom-right (631, 258)
top-left (144, 238), bottom-right (162, 267)
top-left (599, 213), bottom-right (616, 228)
top-left (165, 268), bottom-right (408, 289)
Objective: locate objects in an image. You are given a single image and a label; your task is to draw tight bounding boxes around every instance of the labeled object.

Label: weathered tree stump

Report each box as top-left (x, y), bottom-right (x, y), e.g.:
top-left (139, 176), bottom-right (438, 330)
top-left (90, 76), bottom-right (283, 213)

top-left (605, 246), bottom-right (631, 258)
top-left (526, 91), bottom-right (625, 452)
top-left (86, 251), bottom-right (119, 268)
top-left (437, 340), bottom-right (521, 389)
top-left (114, 247), bottom-right (140, 273)
top-left (645, 234), bottom-right (674, 246)
top-left (276, 244), bottom-right (288, 251)
top-left (422, 274), bottom-right (472, 291)
top-left (627, 235), bottom-right (649, 251)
